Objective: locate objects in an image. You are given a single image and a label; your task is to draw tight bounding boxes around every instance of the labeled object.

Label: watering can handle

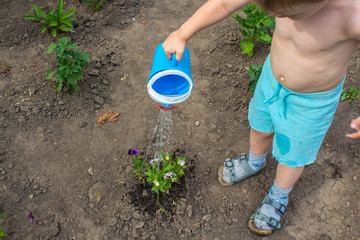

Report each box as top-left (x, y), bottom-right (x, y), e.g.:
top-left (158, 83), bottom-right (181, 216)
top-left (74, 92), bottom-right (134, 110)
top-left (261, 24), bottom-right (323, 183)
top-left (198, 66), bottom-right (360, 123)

top-left (171, 53), bottom-right (177, 67)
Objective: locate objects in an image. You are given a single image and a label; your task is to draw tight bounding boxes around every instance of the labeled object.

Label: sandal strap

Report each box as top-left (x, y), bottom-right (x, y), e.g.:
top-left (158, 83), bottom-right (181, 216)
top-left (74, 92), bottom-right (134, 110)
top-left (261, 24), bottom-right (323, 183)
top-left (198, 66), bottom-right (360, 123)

top-left (224, 154), bottom-right (255, 185)
top-left (250, 195), bottom-right (287, 230)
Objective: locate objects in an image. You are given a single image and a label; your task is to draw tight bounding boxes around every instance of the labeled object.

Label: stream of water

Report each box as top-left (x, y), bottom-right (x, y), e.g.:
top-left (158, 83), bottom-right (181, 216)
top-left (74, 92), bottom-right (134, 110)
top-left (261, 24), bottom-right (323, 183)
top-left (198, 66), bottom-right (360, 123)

top-left (146, 109), bottom-right (173, 161)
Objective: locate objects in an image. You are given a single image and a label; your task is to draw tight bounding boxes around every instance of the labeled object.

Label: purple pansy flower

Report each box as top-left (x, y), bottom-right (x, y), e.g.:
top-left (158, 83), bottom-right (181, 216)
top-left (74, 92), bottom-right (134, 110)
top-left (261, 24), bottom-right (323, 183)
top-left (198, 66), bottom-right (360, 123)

top-left (164, 172), bottom-right (175, 180)
top-left (128, 147), bottom-right (138, 156)
top-left (29, 212), bottom-right (34, 223)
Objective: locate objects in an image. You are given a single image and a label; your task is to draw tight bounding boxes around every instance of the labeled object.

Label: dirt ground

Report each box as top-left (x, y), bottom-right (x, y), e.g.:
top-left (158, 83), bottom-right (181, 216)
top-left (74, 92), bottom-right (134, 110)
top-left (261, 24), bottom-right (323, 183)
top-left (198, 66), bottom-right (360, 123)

top-left (0, 0), bottom-right (359, 239)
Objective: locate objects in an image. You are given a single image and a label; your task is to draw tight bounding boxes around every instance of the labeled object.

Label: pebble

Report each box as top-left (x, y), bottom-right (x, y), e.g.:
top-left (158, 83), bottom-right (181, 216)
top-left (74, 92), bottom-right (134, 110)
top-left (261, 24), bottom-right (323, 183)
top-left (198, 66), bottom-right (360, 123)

top-left (88, 167), bottom-right (94, 176)
top-left (8, 163), bottom-right (13, 169)
top-left (79, 121), bottom-right (87, 128)
top-left (186, 205), bottom-right (193, 217)
top-left (195, 121), bottom-right (200, 127)
top-left (204, 222), bottom-right (212, 231)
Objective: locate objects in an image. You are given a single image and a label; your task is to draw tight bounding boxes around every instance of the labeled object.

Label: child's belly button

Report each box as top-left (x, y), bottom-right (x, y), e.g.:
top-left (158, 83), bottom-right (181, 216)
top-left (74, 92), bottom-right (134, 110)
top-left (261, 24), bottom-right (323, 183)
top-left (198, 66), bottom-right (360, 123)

top-left (280, 76), bottom-right (285, 82)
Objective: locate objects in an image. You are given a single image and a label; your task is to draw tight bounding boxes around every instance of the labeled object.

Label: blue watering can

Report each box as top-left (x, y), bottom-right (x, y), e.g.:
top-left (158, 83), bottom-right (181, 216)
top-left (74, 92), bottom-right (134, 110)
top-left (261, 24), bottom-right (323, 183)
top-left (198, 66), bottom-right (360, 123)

top-left (148, 42), bottom-right (193, 110)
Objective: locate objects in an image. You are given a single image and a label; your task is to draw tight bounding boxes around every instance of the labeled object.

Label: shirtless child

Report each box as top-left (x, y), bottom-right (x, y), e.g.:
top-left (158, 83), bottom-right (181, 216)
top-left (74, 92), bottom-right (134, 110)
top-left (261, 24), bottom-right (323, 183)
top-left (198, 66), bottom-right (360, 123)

top-left (162, 0), bottom-right (360, 235)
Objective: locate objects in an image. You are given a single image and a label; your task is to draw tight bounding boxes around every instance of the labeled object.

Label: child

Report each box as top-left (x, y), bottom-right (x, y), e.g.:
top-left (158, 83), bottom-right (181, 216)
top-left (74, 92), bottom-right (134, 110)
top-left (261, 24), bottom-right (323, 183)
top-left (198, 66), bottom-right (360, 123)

top-left (162, 0), bottom-right (360, 236)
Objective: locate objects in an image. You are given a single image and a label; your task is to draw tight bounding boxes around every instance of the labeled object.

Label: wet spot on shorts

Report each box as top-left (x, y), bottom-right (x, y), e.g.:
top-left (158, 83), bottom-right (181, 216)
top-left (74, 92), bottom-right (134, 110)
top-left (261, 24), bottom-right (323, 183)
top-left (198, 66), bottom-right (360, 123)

top-left (276, 133), bottom-right (290, 155)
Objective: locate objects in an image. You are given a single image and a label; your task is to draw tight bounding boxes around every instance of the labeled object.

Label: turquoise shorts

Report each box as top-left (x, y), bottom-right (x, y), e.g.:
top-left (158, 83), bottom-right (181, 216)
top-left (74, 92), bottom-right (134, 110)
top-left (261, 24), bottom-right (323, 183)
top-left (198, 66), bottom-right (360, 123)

top-left (248, 55), bottom-right (345, 167)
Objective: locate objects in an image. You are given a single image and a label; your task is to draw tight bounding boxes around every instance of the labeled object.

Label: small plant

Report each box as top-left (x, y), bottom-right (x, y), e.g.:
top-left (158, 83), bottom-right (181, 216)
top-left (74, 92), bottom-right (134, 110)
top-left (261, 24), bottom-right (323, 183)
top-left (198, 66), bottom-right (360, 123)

top-left (84, 0), bottom-right (107, 14)
top-left (247, 63), bottom-right (263, 92)
top-left (46, 37), bottom-right (91, 94)
top-left (0, 213), bottom-right (7, 240)
top-left (0, 63), bottom-right (11, 74)
top-left (232, 4), bottom-right (275, 57)
top-left (341, 87), bottom-right (360, 103)
top-left (25, 0), bottom-right (76, 37)
top-left (129, 148), bottom-right (186, 212)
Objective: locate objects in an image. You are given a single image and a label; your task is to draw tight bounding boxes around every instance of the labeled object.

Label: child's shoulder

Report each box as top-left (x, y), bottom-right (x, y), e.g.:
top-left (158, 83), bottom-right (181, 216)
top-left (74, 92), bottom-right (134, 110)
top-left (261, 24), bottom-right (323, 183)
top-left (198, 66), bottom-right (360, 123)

top-left (341, 0), bottom-right (360, 39)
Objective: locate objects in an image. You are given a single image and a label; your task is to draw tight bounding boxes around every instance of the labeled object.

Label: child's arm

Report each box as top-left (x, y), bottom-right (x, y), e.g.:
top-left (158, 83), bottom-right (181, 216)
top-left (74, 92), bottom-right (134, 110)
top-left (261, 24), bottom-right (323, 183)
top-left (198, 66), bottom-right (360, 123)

top-left (345, 117), bottom-right (360, 139)
top-left (163, 0), bottom-right (251, 61)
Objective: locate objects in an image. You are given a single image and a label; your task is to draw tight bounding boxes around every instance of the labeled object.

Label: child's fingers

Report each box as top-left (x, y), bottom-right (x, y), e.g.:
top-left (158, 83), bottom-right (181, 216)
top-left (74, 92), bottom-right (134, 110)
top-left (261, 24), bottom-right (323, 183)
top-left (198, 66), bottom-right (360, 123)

top-left (165, 52), bottom-right (173, 60)
top-left (345, 131), bottom-right (360, 139)
top-left (350, 117), bottom-right (360, 129)
top-left (346, 117), bottom-right (360, 139)
top-left (175, 52), bottom-right (184, 61)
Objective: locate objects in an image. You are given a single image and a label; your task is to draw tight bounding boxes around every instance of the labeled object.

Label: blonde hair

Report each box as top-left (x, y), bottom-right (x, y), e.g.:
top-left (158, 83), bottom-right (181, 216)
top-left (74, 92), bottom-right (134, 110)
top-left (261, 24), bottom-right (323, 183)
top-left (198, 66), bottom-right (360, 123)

top-left (253, 0), bottom-right (325, 13)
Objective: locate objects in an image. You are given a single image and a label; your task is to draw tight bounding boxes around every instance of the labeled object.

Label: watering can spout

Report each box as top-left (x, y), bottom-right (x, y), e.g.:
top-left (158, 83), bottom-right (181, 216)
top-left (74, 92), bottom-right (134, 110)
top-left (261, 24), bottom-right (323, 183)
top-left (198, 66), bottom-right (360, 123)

top-left (155, 104), bottom-right (178, 111)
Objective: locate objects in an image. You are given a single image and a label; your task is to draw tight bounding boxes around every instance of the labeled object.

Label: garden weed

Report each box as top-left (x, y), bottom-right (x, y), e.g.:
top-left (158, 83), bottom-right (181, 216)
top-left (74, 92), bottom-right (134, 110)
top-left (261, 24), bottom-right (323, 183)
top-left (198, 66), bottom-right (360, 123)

top-left (46, 37), bottom-right (91, 94)
top-left (247, 63), bottom-right (263, 92)
top-left (232, 4), bottom-right (275, 57)
top-left (84, 0), bottom-right (107, 14)
top-left (25, 0), bottom-right (76, 37)
top-left (341, 87), bottom-right (360, 103)
top-left (0, 214), bottom-right (6, 240)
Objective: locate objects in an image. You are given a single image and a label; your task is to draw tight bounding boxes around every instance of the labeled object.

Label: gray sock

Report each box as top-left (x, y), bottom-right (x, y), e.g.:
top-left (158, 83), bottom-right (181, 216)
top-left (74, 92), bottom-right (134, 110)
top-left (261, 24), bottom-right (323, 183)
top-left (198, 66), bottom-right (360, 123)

top-left (254, 179), bottom-right (292, 230)
top-left (222, 151), bottom-right (267, 183)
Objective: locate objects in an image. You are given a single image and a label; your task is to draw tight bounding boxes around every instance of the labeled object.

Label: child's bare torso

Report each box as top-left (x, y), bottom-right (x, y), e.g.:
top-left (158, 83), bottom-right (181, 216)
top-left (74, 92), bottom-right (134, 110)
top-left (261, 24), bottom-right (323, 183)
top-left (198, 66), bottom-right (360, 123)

top-left (270, 0), bottom-right (360, 93)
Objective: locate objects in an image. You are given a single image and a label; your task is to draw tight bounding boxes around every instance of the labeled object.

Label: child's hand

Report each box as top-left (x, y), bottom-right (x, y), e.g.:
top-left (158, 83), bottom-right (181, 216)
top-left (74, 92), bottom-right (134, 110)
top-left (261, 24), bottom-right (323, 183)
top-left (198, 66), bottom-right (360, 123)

top-left (163, 30), bottom-right (187, 61)
top-left (345, 117), bottom-right (360, 139)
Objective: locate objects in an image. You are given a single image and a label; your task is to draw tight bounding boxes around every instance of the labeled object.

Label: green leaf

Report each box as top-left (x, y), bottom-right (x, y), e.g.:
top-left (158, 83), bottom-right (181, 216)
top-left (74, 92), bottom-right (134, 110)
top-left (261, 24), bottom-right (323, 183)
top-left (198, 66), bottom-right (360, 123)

top-left (37, 7), bottom-right (47, 18)
top-left (33, 4), bottom-right (42, 19)
top-left (76, 52), bottom-right (91, 62)
top-left (51, 28), bottom-right (57, 37)
top-left (58, 37), bottom-right (68, 45)
top-left (57, 0), bottom-right (64, 18)
top-left (62, 19), bottom-right (73, 28)
top-left (46, 70), bottom-right (55, 79)
top-left (57, 24), bottom-right (73, 32)
top-left (41, 25), bottom-right (48, 33)
top-left (67, 74), bottom-right (77, 85)
top-left (25, 14), bottom-right (40, 21)
top-left (73, 84), bottom-right (81, 94)
top-left (59, 46), bottom-right (66, 56)
top-left (46, 42), bottom-right (57, 53)
top-left (49, 9), bottom-right (56, 16)
top-left (66, 41), bottom-right (79, 50)
top-left (48, 21), bottom-right (58, 27)
top-left (260, 34), bottom-right (272, 43)
top-left (55, 81), bottom-right (63, 92)
top-left (67, 17), bottom-right (77, 22)
top-left (239, 40), bottom-right (254, 57)
top-left (62, 9), bottom-right (76, 19)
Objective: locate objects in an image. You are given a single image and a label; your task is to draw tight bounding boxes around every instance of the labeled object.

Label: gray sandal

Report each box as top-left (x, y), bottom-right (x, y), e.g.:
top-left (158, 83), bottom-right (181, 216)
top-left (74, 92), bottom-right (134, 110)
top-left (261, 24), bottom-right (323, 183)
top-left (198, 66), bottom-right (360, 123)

top-left (218, 153), bottom-right (264, 186)
top-left (248, 195), bottom-right (287, 235)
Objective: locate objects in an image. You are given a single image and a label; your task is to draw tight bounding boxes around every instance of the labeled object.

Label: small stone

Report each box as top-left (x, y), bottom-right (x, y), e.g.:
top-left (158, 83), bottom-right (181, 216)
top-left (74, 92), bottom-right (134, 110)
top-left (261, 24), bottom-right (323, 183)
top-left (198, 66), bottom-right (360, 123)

top-left (204, 222), bottom-right (212, 231)
top-left (94, 96), bottom-right (105, 105)
top-left (88, 167), bottom-right (94, 176)
top-left (195, 121), bottom-right (200, 127)
top-left (8, 163), bottom-right (14, 169)
top-left (109, 217), bottom-right (117, 226)
top-left (186, 205), bottom-right (193, 217)
top-left (134, 221), bottom-right (145, 229)
top-left (89, 202), bottom-right (95, 208)
top-left (202, 214), bottom-right (212, 222)
top-left (32, 107), bottom-right (39, 114)
top-left (58, 101), bottom-right (64, 105)
top-left (79, 121), bottom-right (87, 128)
top-left (89, 69), bottom-right (99, 76)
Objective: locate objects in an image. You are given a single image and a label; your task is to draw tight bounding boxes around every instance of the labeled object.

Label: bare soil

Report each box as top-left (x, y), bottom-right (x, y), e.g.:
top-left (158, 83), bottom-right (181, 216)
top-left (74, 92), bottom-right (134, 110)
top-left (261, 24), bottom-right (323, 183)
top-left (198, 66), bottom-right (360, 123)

top-left (0, 0), bottom-right (359, 239)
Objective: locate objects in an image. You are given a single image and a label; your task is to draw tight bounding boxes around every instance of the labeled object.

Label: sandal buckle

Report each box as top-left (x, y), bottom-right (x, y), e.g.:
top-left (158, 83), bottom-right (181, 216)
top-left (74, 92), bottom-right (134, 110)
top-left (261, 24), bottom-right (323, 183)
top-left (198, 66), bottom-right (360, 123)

top-left (225, 160), bottom-right (233, 168)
